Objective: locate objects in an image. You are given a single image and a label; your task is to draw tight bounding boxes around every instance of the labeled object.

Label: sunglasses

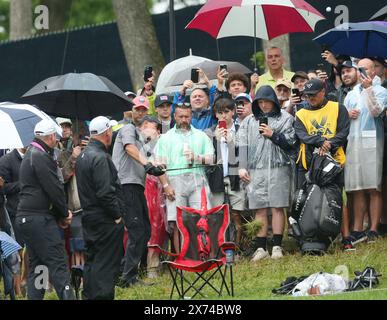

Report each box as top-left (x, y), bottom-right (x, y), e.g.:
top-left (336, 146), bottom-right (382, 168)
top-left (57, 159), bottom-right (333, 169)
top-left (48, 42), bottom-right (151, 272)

top-left (177, 102), bottom-right (191, 108)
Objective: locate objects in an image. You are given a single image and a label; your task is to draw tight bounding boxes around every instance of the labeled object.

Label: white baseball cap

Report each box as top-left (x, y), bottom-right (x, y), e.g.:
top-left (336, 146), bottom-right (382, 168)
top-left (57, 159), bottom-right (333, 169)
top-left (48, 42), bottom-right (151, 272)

top-left (34, 119), bottom-right (61, 137)
top-left (56, 117), bottom-right (72, 126)
top-left (89, 116), bottom-right (112, 135)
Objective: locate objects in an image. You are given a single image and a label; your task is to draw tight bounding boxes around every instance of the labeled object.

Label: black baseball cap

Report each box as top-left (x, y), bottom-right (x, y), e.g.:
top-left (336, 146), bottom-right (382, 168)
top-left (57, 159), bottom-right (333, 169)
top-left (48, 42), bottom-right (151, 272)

top-left (339, 60), bottom-right (358, 70)
top-left (302, 78), bottom-right (324, 95)
top-left (369, 56), bottom-right (387, 68)
top-left (154, 94), bottom-right (173, 108)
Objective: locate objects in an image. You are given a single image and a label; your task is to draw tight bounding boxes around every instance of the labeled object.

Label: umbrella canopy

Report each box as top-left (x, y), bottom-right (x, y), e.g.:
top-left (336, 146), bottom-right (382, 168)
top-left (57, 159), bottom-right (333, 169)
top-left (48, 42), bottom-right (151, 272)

top-left (313, 21), bottom-right (387, 59)
top-left (186, 0), bottom-right (325, 41)
top-left (156, 54), bottom-right (212, 95)
top-left (0, 231), bottom-right (21, 260)
top-left (0, 102), bottom-right (62, 149)
top-left (19, 73), bottom-right (133, 120)
top-left (156, 54), bottom-right (252, 95)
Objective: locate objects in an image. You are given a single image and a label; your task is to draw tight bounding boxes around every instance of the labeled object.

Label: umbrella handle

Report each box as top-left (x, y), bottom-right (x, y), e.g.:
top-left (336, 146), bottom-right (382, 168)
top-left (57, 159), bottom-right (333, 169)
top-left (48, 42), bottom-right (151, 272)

top-left (254, 5), bottom-right (257, 69)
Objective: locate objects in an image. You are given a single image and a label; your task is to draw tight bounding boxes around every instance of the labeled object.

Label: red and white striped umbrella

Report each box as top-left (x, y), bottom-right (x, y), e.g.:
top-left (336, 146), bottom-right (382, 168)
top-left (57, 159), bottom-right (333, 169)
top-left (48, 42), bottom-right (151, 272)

top-left (186, 0), bottom-right (325, 40)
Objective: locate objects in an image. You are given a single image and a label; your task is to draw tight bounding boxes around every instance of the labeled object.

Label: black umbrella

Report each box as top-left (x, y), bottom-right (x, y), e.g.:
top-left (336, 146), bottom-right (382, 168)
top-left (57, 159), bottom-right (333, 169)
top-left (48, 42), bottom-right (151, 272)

top-left (19, 73), bottom-right (133, 120)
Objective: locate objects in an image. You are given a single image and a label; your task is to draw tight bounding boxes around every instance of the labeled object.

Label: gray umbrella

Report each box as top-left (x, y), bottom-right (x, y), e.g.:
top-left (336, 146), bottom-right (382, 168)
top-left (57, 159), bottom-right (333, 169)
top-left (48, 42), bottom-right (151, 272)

top-left (19, 72), bottom-right (133, 120)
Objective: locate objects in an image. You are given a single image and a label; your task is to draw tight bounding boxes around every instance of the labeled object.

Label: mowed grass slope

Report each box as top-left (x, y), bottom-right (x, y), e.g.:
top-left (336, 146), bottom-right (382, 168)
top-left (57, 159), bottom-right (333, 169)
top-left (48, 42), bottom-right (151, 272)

top-left (114, 238), bottom-right (387, 300)
top-left (2, 238), bottom-right (386, 300)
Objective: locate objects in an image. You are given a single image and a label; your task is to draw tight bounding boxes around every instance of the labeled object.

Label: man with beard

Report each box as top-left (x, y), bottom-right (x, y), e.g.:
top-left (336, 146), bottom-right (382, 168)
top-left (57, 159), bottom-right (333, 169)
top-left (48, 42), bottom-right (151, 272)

top-left (155, 103), bottom-right (214, 252)
top-left (333, 61), bottom-right (359, 105)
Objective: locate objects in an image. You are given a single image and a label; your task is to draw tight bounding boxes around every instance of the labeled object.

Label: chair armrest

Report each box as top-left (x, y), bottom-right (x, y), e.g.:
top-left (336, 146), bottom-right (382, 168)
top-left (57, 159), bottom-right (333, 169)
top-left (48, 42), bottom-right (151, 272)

top-left (220, 242), bottom-right (237, 254)
top-left (148, 244), bottom-right (179, 257)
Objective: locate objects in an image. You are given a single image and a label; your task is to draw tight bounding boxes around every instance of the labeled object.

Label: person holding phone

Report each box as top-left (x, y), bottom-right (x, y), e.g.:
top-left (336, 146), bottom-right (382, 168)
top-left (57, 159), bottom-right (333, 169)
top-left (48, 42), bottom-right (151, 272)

top-left (216, 69), bottom-right (250, 100)
top-left (286, 71), bottom-right (310, 116)
top-left (204, 98), bottom-right (246, 253)
top-left (173, 68), bottom-right (217, 131)
top-left (234, 93), bottom-right (253, 125)
top-left (138, 66), bottom-right (157, 116)
top-left (236, 85), bottom-right (296, 261)
top-left (343, 58), bottom-right (387, 246)
top-left (332, 60), bottom-right (359, 106)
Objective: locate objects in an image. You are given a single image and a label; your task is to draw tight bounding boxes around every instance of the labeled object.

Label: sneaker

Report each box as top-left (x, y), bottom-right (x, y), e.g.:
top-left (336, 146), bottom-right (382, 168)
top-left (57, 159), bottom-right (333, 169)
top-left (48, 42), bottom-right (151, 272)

top-left (251, 248), bottom-right (269, 262)
top-left (271, 246), bottom-right (284, 259)
top-left (348, 231), bottom-right (368, 245)
top-left (342, 237), bottom-right (356, 252)
top-left (366, 230), bottom-right (380, 243)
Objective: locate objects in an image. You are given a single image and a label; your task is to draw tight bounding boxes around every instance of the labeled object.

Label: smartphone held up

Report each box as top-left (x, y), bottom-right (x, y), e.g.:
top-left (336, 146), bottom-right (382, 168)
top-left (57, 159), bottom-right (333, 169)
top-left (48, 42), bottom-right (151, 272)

top-left (218, 120), bottom-right (227, 130)
top-left (259, 117), bottom-right (268, 134)
top-left (143, 66), bottom-right (153, 82)
top-left (191, 68), bottom-right (199, 83)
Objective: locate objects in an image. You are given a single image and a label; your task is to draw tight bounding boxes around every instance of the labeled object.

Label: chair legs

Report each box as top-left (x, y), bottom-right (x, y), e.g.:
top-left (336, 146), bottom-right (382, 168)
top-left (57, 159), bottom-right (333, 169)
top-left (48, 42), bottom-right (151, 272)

top-left (167, 264), bottom-right (234, 299)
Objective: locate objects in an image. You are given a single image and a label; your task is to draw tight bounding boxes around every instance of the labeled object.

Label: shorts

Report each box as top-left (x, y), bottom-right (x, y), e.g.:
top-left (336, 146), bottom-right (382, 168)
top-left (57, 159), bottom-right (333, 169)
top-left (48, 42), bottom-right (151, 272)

top-left (211, 177), bottom-right (246, 211)
top-left (166, 173), bottom-right (211, 221)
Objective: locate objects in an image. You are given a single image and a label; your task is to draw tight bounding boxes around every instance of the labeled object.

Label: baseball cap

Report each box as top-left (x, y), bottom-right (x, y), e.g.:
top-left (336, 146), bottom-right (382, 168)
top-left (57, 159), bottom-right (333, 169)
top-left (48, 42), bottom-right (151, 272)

top-left (56, 117), bottom-right (72, 126)
top-left (132, 96), bottom-right (150, 110)
top-left (275, 79), bottom-right (292, 89)
top-left (89, 116), bottom-right (112, 135)
top-left (339, 60), bottom-right (358, 70)
top-left (139, 115), bottom-right (162, 131)
top-left (291, 71), bottom-right (309, 83)
top-left (234, 93), bottom-right (252, 103)
top-left (155, 94), bottom-right (173, 108)
top-left (34, 119), bottom-right (61, 137)
top-left (369, 56), bottom-right (387, 68)
top-left (302, 78), bottom-right (324, 95)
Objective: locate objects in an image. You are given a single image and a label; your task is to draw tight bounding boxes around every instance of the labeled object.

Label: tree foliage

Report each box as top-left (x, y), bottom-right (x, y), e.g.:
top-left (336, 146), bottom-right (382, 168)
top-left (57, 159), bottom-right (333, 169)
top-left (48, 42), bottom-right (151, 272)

top-left (0, 0), bottom-right (155, 40)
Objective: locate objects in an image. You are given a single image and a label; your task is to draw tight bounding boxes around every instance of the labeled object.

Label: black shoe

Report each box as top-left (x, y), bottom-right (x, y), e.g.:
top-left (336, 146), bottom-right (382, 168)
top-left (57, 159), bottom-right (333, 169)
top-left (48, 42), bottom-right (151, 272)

top-left (366, 230), bottom-right (380, 243)
top-left (348, 231), bottom-right (368, 245)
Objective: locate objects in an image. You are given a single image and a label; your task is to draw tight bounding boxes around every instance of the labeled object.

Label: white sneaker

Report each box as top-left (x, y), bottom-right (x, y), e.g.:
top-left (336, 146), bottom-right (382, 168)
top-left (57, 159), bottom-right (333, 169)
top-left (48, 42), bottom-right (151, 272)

top-left (251, 248), bottom-right (269, 262)
top-left (271, 246), bottom-right (284, 259)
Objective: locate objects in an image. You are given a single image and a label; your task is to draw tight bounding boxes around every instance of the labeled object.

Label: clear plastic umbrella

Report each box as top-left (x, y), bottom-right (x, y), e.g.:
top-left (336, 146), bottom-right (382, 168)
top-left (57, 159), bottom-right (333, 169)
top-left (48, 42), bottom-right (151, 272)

top-left (156, 55), bottom-right (251, 95)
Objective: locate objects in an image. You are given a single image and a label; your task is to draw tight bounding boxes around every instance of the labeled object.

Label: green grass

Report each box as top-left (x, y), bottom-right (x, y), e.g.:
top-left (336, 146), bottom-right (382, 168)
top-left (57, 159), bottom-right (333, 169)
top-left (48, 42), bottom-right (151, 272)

top-left (3, 238), bottom-right (386, 300)
top-left (113, 238), bottom-right (387, 300)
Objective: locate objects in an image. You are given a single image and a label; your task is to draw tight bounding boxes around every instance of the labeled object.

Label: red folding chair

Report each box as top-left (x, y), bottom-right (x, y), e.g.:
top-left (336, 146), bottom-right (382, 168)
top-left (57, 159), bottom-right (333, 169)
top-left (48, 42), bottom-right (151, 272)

top-left (150, 188), bottom-right (236, 299)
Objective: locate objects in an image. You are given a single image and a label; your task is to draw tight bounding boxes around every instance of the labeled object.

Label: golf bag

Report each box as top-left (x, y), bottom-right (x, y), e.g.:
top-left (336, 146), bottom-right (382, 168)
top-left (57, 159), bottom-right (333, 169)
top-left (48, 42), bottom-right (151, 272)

top-left (290, 154), bottom-right (343, 254)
